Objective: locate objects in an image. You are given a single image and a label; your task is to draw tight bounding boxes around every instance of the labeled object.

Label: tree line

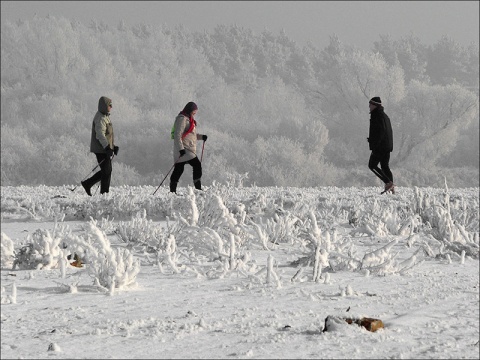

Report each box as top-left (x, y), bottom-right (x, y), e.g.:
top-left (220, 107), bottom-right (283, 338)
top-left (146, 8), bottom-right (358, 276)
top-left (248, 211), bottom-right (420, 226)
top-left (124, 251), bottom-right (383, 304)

top-left (1, 16), bottom-right (478, 188)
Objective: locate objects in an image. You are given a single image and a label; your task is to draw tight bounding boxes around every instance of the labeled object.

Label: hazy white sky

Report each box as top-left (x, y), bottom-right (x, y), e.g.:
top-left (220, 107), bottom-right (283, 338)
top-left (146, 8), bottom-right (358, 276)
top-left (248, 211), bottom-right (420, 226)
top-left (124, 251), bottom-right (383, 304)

top-left (1, 1), bottom-right (479, 49)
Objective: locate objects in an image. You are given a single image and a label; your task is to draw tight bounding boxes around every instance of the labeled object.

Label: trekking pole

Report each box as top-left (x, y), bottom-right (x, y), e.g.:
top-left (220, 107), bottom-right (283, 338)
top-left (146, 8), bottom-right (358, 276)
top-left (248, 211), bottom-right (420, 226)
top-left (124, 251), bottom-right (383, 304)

top-left (200, 141), bottom-right (205, 162)
top-left (152, 157), bottom-right (180, 195)
top-left (70, 159), bottom-right (106, 191)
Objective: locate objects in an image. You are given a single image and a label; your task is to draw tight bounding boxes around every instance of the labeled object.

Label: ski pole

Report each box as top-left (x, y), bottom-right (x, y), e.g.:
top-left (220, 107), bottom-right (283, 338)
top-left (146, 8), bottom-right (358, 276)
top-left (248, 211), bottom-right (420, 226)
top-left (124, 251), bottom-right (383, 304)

top-left (200, 141), bottom-right (205, 162)
top-left (70, 159), bottom-right (106, 191)
top-left (152, 157), bottom-right (181, 195)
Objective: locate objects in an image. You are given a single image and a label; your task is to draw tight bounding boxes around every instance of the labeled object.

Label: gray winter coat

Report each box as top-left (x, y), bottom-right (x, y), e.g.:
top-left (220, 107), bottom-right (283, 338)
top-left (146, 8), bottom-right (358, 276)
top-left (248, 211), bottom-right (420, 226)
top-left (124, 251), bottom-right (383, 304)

top-left (90, 96), bottom-right (114, 153)
top-left (172, 114), bottom-right (203, 162)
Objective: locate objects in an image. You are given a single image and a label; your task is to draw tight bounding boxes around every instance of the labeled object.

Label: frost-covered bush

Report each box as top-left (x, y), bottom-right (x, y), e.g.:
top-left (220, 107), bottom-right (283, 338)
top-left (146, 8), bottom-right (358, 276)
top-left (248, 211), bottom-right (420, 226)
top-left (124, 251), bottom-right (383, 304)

top-left (413, 185), bottom-right (479, 258)
top-left (4, 215), bottom-right (141, 291)
top-left (115, 209), bottom-right (167, 253)
top-left (197, 193), bottom-right (239, 234)
top-left (65, 218), bottom-right (141, 290)
top-left (359, 239), bottom-right (422, 276)
top-left (12, 225), bottom-right (67, 270)
top-left (290, 210), bottom-right (424, 278)
top-left (1, 232), bottom-right (15, 269)
top-left (0, 185), bottom-right (176, 222)
top-left (164, 188), bottom-right (255, 275)
top-left (1, 282), bottom-right (17, 304)
top-left (250, 213), bottom-right (302, 248)
top-left (2, 184), bottom-right (478, 285)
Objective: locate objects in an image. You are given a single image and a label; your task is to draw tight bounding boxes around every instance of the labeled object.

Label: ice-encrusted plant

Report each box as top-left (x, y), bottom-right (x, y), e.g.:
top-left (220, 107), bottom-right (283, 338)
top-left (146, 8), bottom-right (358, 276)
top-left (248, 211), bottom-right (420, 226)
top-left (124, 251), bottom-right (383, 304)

top-left (165, 189), bottom-right (257, 278)
top-left (115, 209), bottom-right (168, 254)
top-left (289, 210), bottom-right (425, 278)
top-left (1, 232), bottom-right (15, 269)
top-left (11, 221), bottom-right (72, 270)
top-left (251, 212), bottom-right (302, 248)
top-left (413, 182), bottom-right (479, 259)
top-left (89, 218), bottom-right (141, 289)
top-left (64, 218), bottom-right (141, 291)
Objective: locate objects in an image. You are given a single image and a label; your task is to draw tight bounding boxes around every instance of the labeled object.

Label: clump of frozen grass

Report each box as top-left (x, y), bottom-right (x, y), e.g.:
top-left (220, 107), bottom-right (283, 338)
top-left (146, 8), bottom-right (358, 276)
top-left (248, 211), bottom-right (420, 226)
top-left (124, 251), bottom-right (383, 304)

top-left (360, 239), bottom-right (422, 275)
top-left (0, 185), bottom-right (175, 222)
top-left (243, 192), bottom-right (269, 216)
top-left (1, 232), bottom-right (15, 269)
top-left (2, 185), bottom-right (478, 287)
top-left (1, 282), bottom-right (17, 304)
top-left (197, 191), bottom-right (240, 234)
top-left (11, 222), bottom-right (71, 270)
top-left (172, 190), bottom-right (242, 258)
top-left (163, 190), bottom-right (261, 279)
top-left (289, 210), bottom-right (425, 277)
top-left (115, 209), bottom-right (168, 254)
top-left (251, 213), bottom-right (302, 248)
top-left (361, 239), bottom-right (398, 269)
top-left (64, 218), bottom-right (141, 291)
top-left (172, 220), bottom-right (235, 265)
top-left (414, 183), bottom-right (479, 259)
top-left (169, 187), bottom-right (201, 227)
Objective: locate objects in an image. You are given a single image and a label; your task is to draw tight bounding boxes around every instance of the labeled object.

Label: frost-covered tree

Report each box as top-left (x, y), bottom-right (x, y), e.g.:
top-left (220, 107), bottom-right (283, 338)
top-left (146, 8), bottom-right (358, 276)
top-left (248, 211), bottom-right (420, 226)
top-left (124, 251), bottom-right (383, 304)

top-left (1, 16), bottom-right (477, 188)
top-left (395, 80), bottom-right (479, 169)
top-left (316, 39), bottom-right (405, 166)
top-left (374, 33), bottom-right (428, 83)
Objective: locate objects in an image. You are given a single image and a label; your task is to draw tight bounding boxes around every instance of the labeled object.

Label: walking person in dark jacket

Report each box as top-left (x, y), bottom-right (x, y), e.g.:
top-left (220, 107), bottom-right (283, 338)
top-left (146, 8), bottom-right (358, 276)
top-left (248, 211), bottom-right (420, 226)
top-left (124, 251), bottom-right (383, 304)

top-left (367, 97), bottom-right (395, 193)
top-left (81, 96), bottom-right (119, 195)
top-left (170, 101), bottom-right (207, 193)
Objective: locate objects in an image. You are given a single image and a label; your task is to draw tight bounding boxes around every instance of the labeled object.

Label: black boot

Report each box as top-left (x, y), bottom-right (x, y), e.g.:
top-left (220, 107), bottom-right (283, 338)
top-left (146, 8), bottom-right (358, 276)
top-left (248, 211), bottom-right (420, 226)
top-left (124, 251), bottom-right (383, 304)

top-left (170, 182), bottom-right (177, 193)
top-left (194, 179), bottom-right (202, 190)
top-left (81, 181), bottom-right (92, 196)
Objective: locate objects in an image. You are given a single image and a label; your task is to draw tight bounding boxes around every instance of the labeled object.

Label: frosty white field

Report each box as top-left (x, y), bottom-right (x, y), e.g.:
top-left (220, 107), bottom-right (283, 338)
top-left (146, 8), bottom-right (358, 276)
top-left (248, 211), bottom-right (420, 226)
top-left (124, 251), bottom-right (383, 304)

top-left (1, 184), bottom-right (479, 359)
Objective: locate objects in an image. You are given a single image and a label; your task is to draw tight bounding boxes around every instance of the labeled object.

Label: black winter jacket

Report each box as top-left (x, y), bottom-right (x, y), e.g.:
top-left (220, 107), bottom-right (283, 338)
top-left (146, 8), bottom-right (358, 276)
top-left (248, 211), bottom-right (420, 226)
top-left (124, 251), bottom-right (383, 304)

top-left (368, 106), bottom-right (393, 153)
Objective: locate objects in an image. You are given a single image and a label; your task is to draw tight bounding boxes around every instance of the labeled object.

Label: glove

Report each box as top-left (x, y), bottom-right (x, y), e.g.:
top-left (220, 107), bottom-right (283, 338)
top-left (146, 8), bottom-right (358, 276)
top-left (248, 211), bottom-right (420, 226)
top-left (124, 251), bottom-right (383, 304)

top-left (105, 146), bottom-right (114, 158)
top-left (114, 145), bottom-right (119, 155)
top-left (202, 135), bottom-right (208, 141)
top-left (179, 149), bottom-right (186, 157)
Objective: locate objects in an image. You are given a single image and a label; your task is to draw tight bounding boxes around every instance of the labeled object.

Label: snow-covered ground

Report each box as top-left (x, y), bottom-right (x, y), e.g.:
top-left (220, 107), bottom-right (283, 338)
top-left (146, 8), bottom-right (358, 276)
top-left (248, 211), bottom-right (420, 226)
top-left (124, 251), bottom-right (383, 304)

top-left (1, 184), bottom-right (479, 359)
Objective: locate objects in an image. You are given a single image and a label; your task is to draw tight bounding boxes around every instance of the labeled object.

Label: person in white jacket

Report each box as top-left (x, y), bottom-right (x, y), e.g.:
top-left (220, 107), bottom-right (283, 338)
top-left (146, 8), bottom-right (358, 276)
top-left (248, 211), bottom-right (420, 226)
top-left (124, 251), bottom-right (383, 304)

top-left (170, 102), bottom-right (207, 193)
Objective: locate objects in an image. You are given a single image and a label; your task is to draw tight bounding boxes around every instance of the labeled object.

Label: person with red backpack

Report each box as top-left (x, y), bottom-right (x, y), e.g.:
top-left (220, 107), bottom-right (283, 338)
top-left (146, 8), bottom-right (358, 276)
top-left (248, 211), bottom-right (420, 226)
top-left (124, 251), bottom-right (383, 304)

top-left (170, 102), bottom-right (207, 193)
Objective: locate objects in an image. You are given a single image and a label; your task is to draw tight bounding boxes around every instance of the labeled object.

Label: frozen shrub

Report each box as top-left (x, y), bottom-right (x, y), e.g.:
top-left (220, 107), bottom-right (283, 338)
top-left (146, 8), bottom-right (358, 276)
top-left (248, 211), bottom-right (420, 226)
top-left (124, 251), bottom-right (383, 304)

top-left (115, 209), bottom-right (167, 253)
top-left (65, 218), bottom-right (141, 290)
top-left (197, 193), bottom-right (238, 234)
top-left (1, 233), bottom-right (15, 269)
top-left (414, 184), bottom-right (480, 258)
top-left (257, 213), bottom-right (302, 246)
top-left (12, 228), bottom-right (64, 270)
top-left (12, 243), bottom-right (41, 270)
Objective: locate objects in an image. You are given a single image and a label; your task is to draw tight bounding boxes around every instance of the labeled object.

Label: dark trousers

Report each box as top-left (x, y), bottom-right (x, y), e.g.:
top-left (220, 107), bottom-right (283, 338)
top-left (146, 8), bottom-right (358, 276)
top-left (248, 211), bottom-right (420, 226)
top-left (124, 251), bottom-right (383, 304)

top-left (84, 153), bottom-right (112, 194)
top-left (368, 151), bottom-right (393, 184)
top-left (170, 157), bottom-right (202, 192)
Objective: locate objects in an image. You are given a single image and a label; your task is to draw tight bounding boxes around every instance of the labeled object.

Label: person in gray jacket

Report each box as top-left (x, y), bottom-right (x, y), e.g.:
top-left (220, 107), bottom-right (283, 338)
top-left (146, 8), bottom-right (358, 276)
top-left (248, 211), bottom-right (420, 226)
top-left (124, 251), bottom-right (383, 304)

top-left (170, 101), bottom-right (207, 193)
top-left (81, 96), bottom-right (119, 195)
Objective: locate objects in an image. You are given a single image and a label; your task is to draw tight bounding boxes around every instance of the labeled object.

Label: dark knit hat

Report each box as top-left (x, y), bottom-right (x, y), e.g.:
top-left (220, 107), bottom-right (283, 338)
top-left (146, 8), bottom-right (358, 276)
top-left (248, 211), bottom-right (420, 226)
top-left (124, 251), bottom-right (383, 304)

top-left (182, 102), bottom-right (198, 115)
top-left (369, 97), bottom-right (382, 106)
